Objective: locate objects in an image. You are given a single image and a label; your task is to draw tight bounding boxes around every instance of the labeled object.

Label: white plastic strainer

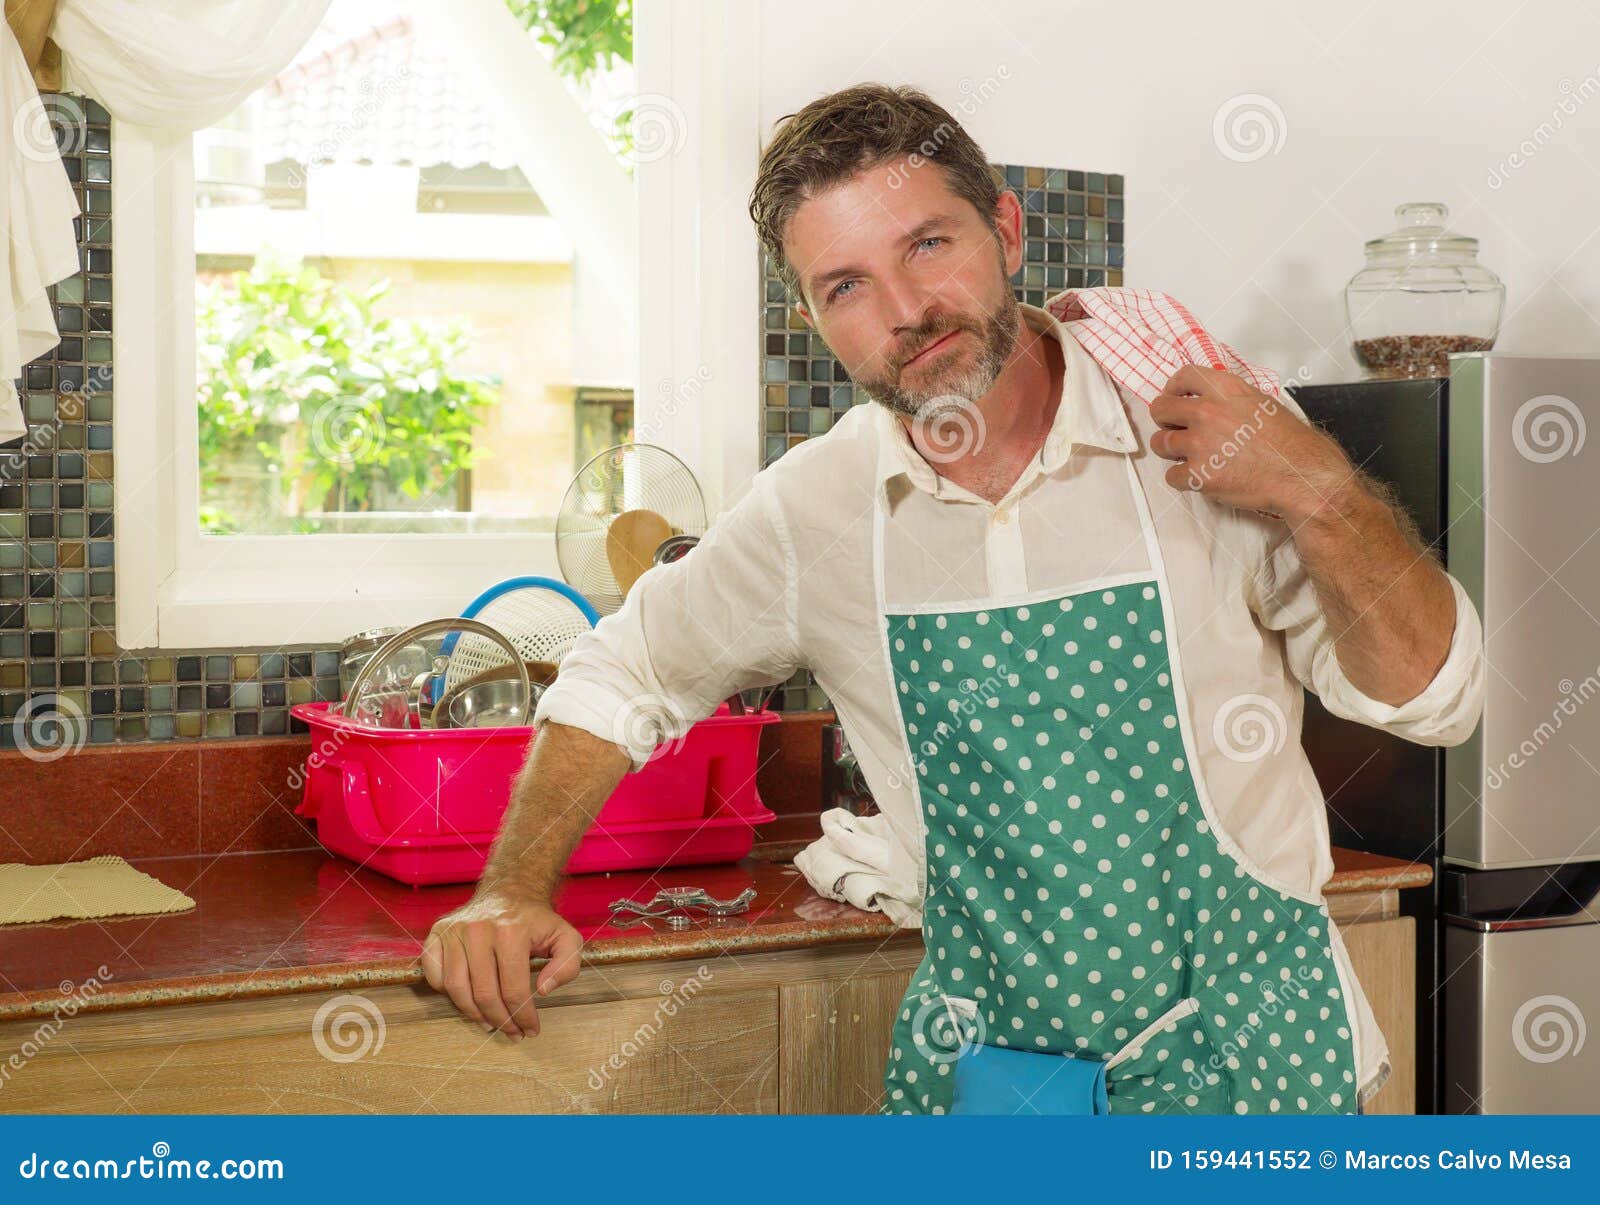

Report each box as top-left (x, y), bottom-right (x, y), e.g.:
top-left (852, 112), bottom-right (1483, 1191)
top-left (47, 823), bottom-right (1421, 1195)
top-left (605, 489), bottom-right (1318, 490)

top-left (439, 577), bottom-right (600, 692)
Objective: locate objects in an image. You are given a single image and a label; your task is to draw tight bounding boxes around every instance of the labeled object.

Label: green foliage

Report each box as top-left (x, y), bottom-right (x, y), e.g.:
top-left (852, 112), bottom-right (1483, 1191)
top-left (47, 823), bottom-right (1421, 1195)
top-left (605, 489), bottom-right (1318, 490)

top-left (196, 255), bottom-right (499, 533)
top-left (506, 0), bottom-right (637, 159)
top-left (507, 0), bottom-right (632, 81)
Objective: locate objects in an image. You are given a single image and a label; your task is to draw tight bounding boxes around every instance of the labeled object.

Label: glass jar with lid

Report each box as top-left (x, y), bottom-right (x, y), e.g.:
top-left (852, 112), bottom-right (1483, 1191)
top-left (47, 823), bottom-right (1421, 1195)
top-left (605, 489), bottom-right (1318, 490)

top-left (1345, 202), bottom-right (1504, 379)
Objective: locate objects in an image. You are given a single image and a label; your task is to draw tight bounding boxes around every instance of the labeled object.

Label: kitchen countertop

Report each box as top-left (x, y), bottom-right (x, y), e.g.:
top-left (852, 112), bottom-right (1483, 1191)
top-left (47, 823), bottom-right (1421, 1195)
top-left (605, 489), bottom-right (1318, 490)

top-left (0, 843), bottom-right (1431, 1024)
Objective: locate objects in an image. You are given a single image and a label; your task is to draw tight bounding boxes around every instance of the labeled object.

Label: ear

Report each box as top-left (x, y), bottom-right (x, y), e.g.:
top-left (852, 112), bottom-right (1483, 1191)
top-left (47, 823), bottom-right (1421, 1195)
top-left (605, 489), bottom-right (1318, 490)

top-left (993, 190), bottom-right (1026, 279)
top-left (795, 301), bottom-right (814, 328)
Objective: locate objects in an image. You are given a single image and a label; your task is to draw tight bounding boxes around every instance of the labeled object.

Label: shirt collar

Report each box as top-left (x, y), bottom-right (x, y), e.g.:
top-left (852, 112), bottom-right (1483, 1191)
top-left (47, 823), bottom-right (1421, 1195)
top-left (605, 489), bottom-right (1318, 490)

top-left (871, 301), bottom-right (1137, 496)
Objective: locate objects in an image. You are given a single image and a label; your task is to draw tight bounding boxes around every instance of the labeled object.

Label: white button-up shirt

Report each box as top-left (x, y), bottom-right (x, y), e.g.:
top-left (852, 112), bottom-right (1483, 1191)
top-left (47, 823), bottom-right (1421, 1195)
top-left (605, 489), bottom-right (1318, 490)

top-left (534, 299), bottom-right (1486, 1103)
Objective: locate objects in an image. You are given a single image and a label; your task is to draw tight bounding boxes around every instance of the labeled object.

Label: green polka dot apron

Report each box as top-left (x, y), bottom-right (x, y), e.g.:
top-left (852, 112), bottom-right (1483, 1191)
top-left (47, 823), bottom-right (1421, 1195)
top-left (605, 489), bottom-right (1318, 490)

top-left (874, 448), bottom-right (1360, 1116)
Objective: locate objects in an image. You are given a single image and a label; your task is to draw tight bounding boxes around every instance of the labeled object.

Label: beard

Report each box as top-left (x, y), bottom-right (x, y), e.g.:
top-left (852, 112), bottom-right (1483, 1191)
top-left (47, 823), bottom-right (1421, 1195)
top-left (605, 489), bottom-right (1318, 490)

top-left (856, 285), bottom-right (1023, 422)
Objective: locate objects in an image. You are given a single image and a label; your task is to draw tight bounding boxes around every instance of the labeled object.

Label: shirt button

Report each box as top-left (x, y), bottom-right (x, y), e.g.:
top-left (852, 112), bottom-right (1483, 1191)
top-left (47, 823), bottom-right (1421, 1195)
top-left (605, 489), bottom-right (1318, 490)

top-left (994, 509), bottom-right (1010, 525)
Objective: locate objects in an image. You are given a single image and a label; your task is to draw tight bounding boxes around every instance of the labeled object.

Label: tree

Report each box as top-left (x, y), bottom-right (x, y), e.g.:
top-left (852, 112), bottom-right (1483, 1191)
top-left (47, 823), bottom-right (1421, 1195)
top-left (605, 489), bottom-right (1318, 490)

top-left (196, 255), bottom-right (499, 534)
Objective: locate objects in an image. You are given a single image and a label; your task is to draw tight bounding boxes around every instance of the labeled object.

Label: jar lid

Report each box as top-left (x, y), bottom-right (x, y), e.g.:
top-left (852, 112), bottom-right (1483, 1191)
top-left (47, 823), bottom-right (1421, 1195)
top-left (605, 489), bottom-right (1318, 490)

top-left (1365, 202), bottom-right (1478, 257)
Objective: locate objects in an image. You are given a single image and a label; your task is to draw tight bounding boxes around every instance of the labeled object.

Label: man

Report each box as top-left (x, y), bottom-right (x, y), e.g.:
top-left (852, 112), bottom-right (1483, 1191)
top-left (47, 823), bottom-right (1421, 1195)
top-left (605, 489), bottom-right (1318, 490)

top-left (422, 83), bottom-right (1484, 1115)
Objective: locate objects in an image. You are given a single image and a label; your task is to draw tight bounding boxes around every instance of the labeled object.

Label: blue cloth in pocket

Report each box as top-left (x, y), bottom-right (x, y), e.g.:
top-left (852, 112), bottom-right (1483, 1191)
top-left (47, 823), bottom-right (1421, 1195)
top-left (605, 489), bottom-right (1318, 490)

top-left (950, 1042), bottom-right (1110, 1115)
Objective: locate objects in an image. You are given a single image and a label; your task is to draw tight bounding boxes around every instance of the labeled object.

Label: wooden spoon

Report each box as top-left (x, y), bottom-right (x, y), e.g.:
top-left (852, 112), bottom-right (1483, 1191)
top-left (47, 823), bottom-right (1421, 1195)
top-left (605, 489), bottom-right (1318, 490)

top-left (606, 508), bottom-right (673, 601)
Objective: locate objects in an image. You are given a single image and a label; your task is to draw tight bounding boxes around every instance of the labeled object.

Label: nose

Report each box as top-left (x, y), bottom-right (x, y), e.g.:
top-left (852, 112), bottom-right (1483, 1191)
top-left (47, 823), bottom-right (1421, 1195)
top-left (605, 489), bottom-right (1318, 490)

top-left (878, 271), bottom-right (943, 359)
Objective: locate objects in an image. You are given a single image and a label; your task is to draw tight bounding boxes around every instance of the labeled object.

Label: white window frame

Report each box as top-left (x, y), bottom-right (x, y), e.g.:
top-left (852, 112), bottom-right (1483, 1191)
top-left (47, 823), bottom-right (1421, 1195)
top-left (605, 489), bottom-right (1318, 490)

top-left (114, 0), bottom-right (763, 650)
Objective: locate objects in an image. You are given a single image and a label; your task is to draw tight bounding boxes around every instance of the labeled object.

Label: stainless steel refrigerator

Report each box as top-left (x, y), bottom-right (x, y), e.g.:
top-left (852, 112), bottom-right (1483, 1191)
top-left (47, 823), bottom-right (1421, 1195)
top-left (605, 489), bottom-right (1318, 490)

top-left (1294, 353), bottom-right (1600, 1115)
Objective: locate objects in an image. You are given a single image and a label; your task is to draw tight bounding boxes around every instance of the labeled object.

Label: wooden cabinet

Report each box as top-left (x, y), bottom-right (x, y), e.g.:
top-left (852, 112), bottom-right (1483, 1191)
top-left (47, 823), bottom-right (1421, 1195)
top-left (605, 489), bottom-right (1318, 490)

top-left (0, 897), bottom-right (1414, 1115)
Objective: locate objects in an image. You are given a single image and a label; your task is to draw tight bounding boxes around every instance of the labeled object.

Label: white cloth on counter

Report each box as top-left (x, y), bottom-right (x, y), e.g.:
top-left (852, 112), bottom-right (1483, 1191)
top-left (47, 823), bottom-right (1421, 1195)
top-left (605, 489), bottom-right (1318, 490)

top-left (791, 807), bottom-right (920, 928)
top-left (533, 288), bottom-right (1487, 1106)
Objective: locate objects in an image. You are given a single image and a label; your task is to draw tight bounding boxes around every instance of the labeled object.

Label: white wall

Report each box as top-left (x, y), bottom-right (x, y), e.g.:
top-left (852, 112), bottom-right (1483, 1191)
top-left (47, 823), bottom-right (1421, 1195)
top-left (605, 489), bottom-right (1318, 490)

top-left (758, 0), bottom-right (1600, 383)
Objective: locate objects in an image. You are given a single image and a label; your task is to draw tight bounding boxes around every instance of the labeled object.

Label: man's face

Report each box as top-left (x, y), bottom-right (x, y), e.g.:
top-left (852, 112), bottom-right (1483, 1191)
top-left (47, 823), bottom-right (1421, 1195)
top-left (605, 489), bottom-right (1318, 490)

top-left (788, 157), bottom-right (1025, 419)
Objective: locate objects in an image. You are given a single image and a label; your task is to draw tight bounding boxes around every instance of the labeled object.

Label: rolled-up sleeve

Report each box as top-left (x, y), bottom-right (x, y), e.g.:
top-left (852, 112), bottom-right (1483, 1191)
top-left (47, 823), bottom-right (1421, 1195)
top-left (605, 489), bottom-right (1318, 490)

top-left (1243, 391), bottom-right (1486, 747)
top-left (532, 469), bottom-right (802, 771)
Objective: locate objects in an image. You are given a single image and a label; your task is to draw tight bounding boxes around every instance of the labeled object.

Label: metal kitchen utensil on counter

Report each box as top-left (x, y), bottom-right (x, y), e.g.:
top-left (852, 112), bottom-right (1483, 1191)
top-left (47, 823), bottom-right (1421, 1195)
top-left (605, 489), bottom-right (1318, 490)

top-left (342, 618), bottom-right (529, 730)
top-left (437, 676), bottom-right (545, 729)
top-left (607, 886), bottom-right (757, 928)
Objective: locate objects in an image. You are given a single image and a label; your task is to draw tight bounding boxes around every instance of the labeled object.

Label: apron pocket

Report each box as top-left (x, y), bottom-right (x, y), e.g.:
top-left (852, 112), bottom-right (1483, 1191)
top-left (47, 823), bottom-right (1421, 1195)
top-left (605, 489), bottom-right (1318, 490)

top-left (1103, 996), bottom-right (1234, 1114)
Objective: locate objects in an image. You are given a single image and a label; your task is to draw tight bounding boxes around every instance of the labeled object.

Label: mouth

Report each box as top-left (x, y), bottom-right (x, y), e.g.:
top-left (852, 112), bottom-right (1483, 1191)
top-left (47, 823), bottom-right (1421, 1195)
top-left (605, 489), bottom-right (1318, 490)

top-left (902, 329), bottom-right (964, 369)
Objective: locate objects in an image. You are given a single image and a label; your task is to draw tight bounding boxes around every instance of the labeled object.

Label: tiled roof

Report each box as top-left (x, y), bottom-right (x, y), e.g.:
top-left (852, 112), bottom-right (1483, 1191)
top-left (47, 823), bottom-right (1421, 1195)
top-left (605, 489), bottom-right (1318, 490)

top-left (258, 15), bottom-right (517, 171)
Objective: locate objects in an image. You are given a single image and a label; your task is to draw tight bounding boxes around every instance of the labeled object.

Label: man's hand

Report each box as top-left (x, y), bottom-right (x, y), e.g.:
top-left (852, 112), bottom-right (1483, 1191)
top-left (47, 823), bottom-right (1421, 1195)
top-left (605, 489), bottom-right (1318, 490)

top-left (421, 890), bottom-right (583, 1040)
top-left (1148, 364), bottom-right (1355, 523)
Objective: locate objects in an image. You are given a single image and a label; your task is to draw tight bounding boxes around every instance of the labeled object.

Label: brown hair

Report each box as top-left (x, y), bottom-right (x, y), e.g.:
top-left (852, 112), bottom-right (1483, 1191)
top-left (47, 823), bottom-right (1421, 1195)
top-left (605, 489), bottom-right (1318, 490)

top-left (747, 82), bottom-right (1004, 305)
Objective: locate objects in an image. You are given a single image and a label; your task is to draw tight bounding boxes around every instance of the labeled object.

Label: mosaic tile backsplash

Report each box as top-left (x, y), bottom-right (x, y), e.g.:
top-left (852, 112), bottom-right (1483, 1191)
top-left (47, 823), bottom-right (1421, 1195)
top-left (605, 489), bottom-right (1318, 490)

top-left (1, 98), bottom-right (1122, 747)
top-left (0, 96), bottom-right (342, 753)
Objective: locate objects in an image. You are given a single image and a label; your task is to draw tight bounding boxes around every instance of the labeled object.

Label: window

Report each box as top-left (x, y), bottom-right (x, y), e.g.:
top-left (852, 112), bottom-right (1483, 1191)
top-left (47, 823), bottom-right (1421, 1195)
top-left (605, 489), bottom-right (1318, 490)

top-left (192, 1), bottom-right (627, 537)
top-left (114, 0), bottom-right (686, 648)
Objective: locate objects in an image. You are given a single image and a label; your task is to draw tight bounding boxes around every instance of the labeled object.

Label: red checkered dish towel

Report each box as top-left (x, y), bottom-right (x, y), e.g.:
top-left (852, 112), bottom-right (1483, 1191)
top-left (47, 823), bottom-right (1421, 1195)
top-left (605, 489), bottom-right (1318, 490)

top-left (1044, 287), bottom-right (1282, 405)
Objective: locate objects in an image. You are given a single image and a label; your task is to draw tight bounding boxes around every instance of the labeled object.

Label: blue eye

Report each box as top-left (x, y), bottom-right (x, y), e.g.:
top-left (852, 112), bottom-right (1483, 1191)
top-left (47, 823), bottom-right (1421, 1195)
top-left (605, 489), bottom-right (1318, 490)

top-left (829, 280), bottom-right (857, 303)
top-left (917, 236), bottom-right (945, 251)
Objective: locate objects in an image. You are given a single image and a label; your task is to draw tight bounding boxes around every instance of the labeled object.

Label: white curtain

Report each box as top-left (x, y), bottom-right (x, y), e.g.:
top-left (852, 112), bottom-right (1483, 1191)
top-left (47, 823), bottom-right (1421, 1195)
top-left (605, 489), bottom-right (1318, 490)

top-left (0, 0), bottom-right (332, 443)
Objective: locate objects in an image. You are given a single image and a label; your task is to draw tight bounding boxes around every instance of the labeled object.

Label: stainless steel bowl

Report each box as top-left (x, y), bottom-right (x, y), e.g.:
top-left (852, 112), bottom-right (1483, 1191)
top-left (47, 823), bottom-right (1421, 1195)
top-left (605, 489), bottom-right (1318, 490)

top-left (443, 678), bottom-right (543, 729)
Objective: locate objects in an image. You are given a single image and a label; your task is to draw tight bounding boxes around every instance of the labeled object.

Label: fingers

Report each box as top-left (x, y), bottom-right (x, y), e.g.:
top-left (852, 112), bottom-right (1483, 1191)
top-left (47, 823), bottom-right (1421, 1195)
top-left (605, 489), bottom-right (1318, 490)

top-left (1163, 363), bottom-right (1221, 396)
top-left (536, 922), bottom-right (584, 996)
top-left (1148, 391), bottom-right (1202, 432)
top-left (434, 930), bottom-right (488, 1029)
top-left (1149, 426), bottom-right (1193, 463)
top-left (1165, 459), bottom-right (1202, 492)
top-left (494, 928), bottom-right (541, 1038)
top-left (464, 925), bottom-right (519, 1037)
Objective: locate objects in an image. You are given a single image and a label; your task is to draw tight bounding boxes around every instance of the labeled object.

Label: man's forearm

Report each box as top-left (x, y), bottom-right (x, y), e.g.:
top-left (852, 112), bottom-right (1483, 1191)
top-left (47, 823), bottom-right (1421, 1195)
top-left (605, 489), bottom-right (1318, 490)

top-left (1283, 472), bottom-right (1456, 706)
top-left (478, 721), bottom-right (633, 901)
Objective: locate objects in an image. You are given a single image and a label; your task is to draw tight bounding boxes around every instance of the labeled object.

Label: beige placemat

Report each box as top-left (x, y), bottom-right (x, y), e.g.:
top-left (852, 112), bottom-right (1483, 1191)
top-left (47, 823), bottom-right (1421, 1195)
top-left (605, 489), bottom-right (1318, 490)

top-left (0, 855), bottom-right (196, 926)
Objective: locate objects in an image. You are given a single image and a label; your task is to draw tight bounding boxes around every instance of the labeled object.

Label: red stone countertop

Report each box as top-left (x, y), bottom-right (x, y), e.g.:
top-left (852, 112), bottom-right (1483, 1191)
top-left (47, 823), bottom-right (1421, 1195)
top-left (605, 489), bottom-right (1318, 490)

top-left (0, 843), bottom-right (1430, 1024)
